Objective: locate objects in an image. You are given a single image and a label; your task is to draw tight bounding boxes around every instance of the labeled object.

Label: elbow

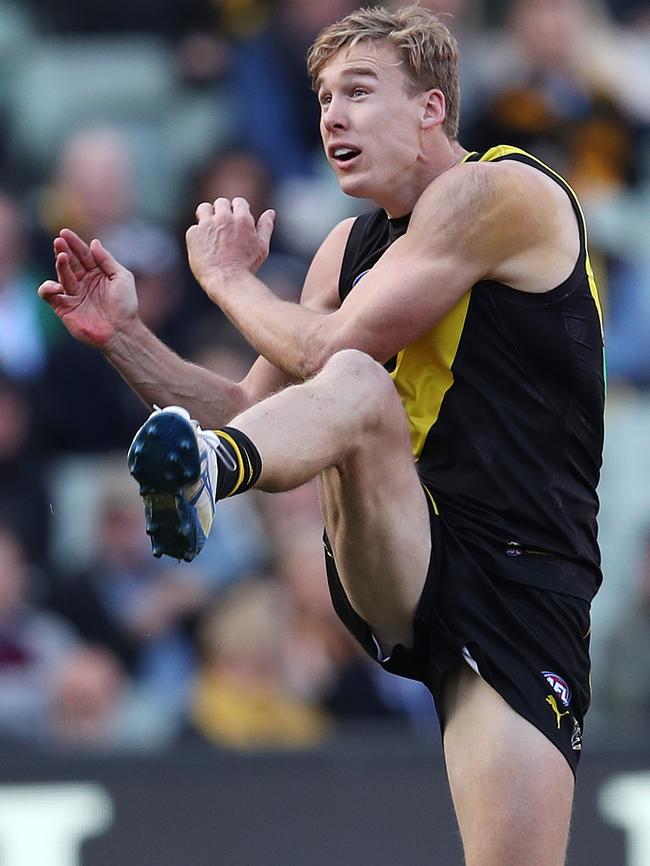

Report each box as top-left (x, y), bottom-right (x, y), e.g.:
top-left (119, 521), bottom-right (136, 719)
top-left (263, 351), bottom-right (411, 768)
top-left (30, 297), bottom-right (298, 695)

top-left (299, 349), bottom-right (329, 380)
top-left (298, 324), bottom-right (338, 380)
top-left (297, 322), bottom-right (386, 380)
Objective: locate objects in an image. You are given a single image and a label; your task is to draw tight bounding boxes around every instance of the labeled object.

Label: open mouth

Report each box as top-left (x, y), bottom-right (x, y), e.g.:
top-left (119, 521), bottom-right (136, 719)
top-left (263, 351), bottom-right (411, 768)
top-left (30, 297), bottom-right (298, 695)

top-left (331, 146), bottom-right (361, 164)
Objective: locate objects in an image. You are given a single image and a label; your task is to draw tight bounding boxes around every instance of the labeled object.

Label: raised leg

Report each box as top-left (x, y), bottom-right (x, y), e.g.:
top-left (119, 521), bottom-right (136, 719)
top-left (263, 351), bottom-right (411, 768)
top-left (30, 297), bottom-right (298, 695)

top-left (230, 349), bottom-right (432, 652)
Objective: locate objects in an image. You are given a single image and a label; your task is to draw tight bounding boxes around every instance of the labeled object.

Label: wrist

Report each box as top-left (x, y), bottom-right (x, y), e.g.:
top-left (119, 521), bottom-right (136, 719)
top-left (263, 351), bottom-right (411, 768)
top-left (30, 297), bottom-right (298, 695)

top-left (201, 264), bottom-right (252, 304)
top-left (103, 314), bottom-right (146, 358)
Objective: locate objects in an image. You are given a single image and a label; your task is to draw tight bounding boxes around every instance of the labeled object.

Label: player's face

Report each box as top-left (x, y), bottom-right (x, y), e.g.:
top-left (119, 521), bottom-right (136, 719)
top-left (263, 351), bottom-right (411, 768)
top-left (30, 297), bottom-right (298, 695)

top-left (317, 41), bottom-right (429, 210)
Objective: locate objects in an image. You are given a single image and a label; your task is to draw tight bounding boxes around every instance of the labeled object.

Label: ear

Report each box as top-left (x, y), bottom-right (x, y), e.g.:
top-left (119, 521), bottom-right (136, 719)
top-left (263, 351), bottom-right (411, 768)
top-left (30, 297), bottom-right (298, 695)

top-left (420, 89), bottom-right (446, 130)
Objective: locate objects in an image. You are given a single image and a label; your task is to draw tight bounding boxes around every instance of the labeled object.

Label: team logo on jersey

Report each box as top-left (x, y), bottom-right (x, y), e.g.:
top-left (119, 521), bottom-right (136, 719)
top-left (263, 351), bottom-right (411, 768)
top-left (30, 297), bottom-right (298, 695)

top-left (542, 671), bottom-right (571, 707)
top-left (352, 269), bottom-right (371, 287)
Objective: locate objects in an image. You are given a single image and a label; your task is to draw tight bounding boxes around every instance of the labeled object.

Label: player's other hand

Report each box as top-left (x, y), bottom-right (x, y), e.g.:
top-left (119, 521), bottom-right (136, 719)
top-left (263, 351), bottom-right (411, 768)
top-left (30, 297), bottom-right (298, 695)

top-left (38, 229), bottom-right (139, 349)
top-left (185, 197), bottom-right (275, 293)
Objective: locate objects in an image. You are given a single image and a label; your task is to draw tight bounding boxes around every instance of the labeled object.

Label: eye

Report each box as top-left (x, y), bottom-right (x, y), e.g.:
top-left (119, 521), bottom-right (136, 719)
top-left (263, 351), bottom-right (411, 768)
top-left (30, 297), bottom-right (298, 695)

top-left (351, 88), bottom-right (368, 98)
top-left (319, 93), bottom-right (332, 106)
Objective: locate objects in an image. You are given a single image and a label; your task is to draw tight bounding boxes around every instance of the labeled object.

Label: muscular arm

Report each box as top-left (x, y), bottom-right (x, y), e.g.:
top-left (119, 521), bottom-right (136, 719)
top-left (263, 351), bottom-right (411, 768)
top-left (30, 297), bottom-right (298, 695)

top-left (194, 162), bottom-right (578, 379)
top-left (103, 319), bottom-right (251, 427)
top-left (39, 218), bottom-right (349, 428)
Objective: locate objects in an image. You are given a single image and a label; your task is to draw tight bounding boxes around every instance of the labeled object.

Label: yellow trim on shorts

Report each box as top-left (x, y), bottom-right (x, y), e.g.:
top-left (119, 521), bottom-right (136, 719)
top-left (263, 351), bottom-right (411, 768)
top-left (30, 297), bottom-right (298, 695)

top-left (423, 484), bottom-right (439, 516)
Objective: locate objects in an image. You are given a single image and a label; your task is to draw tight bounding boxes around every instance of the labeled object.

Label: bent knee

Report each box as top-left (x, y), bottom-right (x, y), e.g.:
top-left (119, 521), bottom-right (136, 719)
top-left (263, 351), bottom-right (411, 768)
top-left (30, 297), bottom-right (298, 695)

top-left (321, 349), bottom-right (395, 396)
top-left (318, 349), bottom-right (407, 436)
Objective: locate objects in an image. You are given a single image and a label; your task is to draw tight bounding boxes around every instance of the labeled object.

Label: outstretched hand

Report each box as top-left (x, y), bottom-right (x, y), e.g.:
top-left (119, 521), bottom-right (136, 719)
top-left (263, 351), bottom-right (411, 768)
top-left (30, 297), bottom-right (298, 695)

top-left (185, 197), bottom-right (275, 300)
top-left (38, 229), bottom-right (139, 349)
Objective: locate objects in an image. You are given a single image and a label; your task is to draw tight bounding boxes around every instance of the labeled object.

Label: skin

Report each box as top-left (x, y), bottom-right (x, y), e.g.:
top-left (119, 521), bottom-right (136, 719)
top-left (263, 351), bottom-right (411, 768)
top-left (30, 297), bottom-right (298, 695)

top-left (39, 38), bottom-right (579, 865)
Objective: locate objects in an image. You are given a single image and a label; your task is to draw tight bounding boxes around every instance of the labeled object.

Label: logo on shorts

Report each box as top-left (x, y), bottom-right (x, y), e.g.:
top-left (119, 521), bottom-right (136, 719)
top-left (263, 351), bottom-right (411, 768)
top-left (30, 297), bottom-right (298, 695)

top-left (571, 717), bottom-right (582, 751)
top-left (542, 671), bottom-right (571, 707)
top-left (546, 694), bottom-right (570, 729)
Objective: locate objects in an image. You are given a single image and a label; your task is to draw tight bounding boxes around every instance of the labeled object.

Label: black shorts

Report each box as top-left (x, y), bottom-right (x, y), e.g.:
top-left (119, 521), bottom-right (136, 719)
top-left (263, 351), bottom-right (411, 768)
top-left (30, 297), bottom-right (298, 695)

top-left (323, 485), bottom-right (592, 775)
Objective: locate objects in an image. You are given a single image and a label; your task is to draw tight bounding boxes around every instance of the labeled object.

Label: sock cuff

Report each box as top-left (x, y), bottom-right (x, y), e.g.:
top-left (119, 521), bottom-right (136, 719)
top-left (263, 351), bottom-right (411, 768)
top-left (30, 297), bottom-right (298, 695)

top-left (215, 426), bottom-right (263, 497)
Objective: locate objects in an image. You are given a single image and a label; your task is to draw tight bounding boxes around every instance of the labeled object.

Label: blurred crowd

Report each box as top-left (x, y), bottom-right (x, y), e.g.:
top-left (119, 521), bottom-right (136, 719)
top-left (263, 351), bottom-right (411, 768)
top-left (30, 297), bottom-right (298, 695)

top-left (0, 0), bottom-right (648, 752)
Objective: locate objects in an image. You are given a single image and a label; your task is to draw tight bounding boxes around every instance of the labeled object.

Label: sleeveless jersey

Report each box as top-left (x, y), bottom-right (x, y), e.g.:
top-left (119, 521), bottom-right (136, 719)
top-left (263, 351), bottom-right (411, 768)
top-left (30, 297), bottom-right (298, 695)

top-left (338, 146), bottom-right (605, 600)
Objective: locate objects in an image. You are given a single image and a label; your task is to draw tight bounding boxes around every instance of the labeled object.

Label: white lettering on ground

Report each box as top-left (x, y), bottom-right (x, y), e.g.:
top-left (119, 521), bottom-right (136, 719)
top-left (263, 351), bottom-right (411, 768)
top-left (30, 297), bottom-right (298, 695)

top-left (599, 772), bottom-right (650, 866)
top-left (0, 784), bottom-right (113, 866)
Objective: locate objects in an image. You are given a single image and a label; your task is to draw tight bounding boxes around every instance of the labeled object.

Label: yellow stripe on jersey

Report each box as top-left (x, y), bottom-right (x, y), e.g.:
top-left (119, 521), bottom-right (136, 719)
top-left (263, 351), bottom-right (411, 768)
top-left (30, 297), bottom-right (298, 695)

top-left (387, 149), bottom-right (478, 461)
top-left (585, 256), bottom-right (604, 332)
top-left (390, 291), bottom-right (472, 459)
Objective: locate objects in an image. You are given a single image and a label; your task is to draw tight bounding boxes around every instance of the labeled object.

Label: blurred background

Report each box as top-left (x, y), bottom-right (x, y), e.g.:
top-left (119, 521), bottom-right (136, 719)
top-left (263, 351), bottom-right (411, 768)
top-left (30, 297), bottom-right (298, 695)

top-left (0, 0), bottom-right (648, 863)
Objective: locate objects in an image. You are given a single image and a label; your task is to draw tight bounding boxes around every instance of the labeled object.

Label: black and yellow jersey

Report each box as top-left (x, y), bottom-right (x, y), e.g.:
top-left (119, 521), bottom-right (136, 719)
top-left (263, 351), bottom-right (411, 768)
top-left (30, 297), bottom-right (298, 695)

top-left (338, 146), bottom-right (605, 600)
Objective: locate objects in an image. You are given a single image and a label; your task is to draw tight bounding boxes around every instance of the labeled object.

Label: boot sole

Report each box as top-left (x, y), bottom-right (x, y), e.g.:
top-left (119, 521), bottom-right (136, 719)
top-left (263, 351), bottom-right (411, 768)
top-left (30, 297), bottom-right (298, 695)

top-left (127, 413), bottom-right (201, 561)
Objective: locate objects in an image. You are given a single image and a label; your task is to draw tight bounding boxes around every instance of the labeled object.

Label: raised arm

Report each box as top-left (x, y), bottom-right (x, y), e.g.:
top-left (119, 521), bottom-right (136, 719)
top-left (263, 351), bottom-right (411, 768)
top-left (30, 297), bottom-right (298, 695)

top-left (38, 214), bottom-right (350, 426)
top-left (188, 161), bottom-right (579, 379)
top-left (239, 216), bottom-right (353, 402)
top-left (37, 230), bottom-right (250, 426)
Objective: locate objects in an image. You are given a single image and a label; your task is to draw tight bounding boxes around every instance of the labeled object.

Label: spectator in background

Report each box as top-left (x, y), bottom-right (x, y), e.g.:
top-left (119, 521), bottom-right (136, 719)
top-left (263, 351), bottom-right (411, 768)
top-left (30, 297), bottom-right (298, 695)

top-left (0, 192), bottom-right (49, 382)
top-left (188, 483), bottom-right (434, 747)
top-left (222, 0), bottom-right (366, 258)
top-left (468, 0), bottom-right (639, 200)
top-left (48, 645), bottom-right (177, 751)
top-left (35, 128), bottom-right (136, 261)
top-left (0, 522), bottom-right (81, 743)
top-left (597, 528), bottom-right (650, 730)
top-left (226, 0), bottom-right (359, 182)
top-left (49, 646), bottom-right (126, 748)
top-left (188, 147), bottom-right (274, 226)
top-left (267, 489), bottom-right (370, 713)
top-left (189, 576), bottom-right (330, 749)
top-left (602, 255), bottom-right (650, 389)
top-left (100, 222), bottom-right (187, 348)
top-left (0, 375), bottom-right (50, 565)
top-left (265, 484), bottom-right (433, 725)
top-left (31, 126), bottom-right (197, 454)
top-left (47, 466), bottom-right (209, 717)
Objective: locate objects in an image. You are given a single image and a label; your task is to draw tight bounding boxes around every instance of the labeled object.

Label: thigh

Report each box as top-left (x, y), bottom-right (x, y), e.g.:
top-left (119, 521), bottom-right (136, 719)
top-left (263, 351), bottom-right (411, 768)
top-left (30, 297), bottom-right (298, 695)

top-left (317, 403), bottom-right (433, 655)
top-left (441, 662), bottom-right (574, 866)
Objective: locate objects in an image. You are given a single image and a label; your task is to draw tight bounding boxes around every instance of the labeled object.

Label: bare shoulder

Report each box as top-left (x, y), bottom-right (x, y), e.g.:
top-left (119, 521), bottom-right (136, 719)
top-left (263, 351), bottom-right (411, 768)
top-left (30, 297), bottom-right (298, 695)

top-left (408, 160), bottom-right (580, 292)
top-left (414, 161), bottom-right (559, 234)
top-left (300, 217), bottom-right (356, 312)
top-left (326, 215), bottom-right (357, 243)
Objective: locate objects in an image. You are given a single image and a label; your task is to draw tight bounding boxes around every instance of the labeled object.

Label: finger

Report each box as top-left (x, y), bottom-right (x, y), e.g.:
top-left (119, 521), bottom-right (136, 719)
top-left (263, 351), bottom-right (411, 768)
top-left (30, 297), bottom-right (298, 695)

top-left (38, 279), bottom-right (65, 301)
top-left (38, 279), bottom-right (77, 316)
top-left (90, 238), bottom-right (123, 278)
top-left (213, 197), bottom-right (232, 216)
top-left (195, 201), bottom-right (214, 222)
top-left (55, 251), bottom-right (80, 292)
top-left (232, 197), bottom-right (252, 219)
top-left (53, 236), bottom-right (68, 255)
top-left (53, 236), bottom-right (84, 275)
top-left (59, 228), bottom-right (97, 270)
top-left (256, 209), bottom-right (276, 248)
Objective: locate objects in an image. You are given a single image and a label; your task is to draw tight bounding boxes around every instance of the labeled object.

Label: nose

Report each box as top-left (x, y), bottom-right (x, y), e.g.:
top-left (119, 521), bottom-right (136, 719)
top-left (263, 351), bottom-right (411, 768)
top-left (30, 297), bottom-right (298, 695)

top-left (321, 96), bottom-right (348, 134)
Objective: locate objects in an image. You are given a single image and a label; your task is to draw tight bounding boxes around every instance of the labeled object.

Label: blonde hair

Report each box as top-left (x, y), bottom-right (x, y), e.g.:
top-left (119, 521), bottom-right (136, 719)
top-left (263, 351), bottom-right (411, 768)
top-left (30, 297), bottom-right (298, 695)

top-left (307, 5), bottom-right (460, 138)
